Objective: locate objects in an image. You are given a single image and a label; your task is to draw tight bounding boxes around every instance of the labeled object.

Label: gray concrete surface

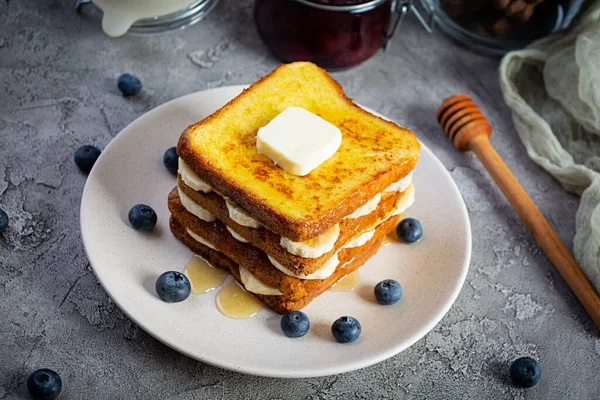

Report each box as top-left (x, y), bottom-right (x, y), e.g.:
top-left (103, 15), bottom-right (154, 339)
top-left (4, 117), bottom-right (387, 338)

top-left (1, 0), bottom-right (598, 398)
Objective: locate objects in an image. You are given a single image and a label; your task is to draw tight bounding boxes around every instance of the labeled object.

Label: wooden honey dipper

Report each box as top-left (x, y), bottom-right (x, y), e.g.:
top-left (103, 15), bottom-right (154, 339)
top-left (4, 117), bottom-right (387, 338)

top-left (437, 94), bottom-right (600, 330)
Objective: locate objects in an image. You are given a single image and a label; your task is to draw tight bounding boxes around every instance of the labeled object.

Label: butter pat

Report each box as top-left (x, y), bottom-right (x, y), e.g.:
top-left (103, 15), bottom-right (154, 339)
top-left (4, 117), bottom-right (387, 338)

top-left (256, 107), bottom-right (342, 176)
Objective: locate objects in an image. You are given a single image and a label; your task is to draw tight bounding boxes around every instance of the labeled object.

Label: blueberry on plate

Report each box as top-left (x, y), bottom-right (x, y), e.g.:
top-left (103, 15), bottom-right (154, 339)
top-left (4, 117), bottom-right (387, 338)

top-left (510, 357), bottom-right (541, 388)
top-left (155, 271), bottom-right (191, 303)
top-left (117, 73), bottom-right (142, 97)
top-left (74, 145), bottom-right (101, 174)
top-left (0, 208), bottom-right (8, 233)
top-left (27, 369), bottom-right (62, 400)
top-left (128, 204), bottom-right (157, 231)
top-left (163, 146), bottom-right (178, 175)
top-left (281, 311), bottom-right (310, 338)
top-left (374, 279), bottom-right (402, 305)
top-left (396, 217), bottom-right (423, 243)
top-left (331, 316), bottom-right (361, 343)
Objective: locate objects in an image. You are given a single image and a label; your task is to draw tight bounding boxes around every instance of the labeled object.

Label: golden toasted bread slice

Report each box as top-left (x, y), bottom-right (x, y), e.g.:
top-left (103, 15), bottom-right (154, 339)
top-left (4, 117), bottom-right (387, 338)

top-left (177, 178), bottom-right (408, 275)
top-left (169, 186), bottom-right (401, 284)
top-left (169, 213), bottom-right (399, 314)
top-left (177, 61), bottom-right (420, 242)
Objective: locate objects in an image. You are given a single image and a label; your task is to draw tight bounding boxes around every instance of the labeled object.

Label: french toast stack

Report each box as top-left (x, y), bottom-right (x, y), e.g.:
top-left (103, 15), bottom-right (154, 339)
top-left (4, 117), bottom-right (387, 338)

top-left (168, 62), bottom-right (420, 314)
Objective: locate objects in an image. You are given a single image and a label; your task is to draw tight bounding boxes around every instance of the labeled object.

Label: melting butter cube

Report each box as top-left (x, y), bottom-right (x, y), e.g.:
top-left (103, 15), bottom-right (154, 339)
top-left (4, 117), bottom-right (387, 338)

top-left (256, 107), bottom-right (342, 176)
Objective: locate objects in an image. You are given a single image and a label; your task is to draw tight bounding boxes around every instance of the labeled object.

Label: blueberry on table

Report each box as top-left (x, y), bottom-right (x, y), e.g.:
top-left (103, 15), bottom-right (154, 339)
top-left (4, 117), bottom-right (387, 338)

top-left (281, 311), bottom-right (310, 338)
top-left (396, 217), bottom-right (423, 243)
top-left (163, 146), bottom-right (178, 175)
top-left (374, 279), bottom-right (402, 305)
top-left (155, 271), bottom-right (191, 302)
top-left (117, 73), bottom-right (142, 97)
top-left (331, 316), bottom-right (361, 343)
top-left (128, 204), bottom-right (157, 231)
top-left (0, 208), bottom-right (8, 233)
top-left (510, 357), bottom-right (541, 388)
top-left (74, 145), bottom-right (101, 174)
top-left (27, 369), bottom-right (62, 400)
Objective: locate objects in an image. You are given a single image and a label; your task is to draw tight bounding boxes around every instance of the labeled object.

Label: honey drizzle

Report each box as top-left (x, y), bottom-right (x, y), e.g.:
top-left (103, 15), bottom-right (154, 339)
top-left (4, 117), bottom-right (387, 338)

top-left (330, 270), bottom-right (360, 292)
top-left (383, 230), bottom-right (399, 247)
top-left (184, 255), bottom-right (229, 294)
top-left (216, 280), bottom-right (264, 319)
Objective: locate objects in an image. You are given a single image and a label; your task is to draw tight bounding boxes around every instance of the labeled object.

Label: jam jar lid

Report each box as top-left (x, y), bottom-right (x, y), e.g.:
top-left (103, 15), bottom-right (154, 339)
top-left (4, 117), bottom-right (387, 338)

top-left (293, 0), bottom-right (390, 11)
top-left (307, 0), bottom-right (382, 3)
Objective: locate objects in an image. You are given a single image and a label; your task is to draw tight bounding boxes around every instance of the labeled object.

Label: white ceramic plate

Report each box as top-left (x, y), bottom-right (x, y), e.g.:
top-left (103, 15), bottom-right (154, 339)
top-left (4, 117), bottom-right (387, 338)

top-left (81, 86), bottom-right (471, 378)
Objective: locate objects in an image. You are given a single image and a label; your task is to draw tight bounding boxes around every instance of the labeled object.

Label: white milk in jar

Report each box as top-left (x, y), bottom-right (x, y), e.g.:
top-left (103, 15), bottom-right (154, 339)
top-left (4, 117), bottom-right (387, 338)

top-left (93, 0), bottom-right (198, 37)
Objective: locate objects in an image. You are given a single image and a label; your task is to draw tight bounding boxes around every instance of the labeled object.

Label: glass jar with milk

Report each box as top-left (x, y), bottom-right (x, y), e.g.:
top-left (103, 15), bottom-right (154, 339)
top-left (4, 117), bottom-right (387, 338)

top-left (83, 0), bottom-right (221, 37)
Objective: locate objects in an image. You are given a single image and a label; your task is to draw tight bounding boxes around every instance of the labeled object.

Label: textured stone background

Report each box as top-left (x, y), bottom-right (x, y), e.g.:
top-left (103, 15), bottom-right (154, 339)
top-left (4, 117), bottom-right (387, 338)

top-left (1, 0), bottom-right (599, 399)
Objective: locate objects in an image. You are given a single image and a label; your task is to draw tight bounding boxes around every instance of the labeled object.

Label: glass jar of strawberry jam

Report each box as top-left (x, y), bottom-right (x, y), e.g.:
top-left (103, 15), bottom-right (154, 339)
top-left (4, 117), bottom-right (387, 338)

top-left (254, 0), bottom-right (408, 70)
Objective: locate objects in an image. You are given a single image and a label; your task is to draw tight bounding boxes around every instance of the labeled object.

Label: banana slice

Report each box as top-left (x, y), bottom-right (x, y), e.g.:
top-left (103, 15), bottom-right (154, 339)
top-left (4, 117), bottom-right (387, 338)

top-left (385, 171), bottom-right (413, 193)
top-left (226, 226), bottom-right (249, 243)
top-left (178, 158), bottom-right (213, 193)
top-left (186, 228), bottom-right (217, 250)
top-left (343, 229), bottom-right (375, 249)
top-left (178, 187), bottom-right (216, 222)
top-left (239, 266), bottom-right (282, 295)
top-left (346, 193), bottom-right (381, 219)
top-left (280, 224), bottom-right (340, 258)
top-left (392, 184), bottom-right (415, 216)
top-left (268, 253), bottom-right (339, 280)
top-left (226, 201), bottom-right (262, 228)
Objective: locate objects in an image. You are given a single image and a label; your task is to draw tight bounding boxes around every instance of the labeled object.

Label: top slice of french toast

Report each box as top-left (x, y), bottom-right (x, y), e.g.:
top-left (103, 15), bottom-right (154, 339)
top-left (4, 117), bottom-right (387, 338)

top-left (177, 62), bottom-right (420, 242)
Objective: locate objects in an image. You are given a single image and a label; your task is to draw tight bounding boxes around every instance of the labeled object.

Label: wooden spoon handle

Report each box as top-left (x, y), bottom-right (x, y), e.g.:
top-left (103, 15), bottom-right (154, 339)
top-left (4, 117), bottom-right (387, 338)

top-left (469, 135), bottom-right (600, 328)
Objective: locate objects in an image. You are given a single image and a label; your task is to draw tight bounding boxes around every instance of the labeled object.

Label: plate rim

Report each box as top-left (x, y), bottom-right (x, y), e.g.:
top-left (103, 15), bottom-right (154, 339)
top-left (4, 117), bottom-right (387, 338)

top-left (80, 85), bottom-right (471, 378)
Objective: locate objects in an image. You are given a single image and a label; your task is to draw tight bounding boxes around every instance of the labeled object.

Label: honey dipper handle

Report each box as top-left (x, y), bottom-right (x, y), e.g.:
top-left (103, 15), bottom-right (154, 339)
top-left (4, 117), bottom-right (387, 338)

top-left (469, 135), bottom-right (600, 329)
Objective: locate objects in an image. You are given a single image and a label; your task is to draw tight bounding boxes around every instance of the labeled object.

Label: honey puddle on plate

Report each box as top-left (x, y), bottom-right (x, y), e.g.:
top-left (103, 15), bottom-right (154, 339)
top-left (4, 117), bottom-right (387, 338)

top-left (184, 255), bottom-right (263, 319)
top-left (383, 230), bottom-right (399, 247)
top-left (184, 255), bottom-right (229, 294)
top-left (216, 280), bottom-right (264, 319)
top-left (330, 270), bottom-right (360, 292)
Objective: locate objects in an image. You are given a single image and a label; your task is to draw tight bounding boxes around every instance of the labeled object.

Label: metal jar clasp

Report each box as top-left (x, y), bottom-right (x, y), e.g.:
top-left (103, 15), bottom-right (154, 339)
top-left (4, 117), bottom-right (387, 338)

top-left (384, 0), bottom-right (436, 50)
top-left (383, 0), bottom-right (410, 50)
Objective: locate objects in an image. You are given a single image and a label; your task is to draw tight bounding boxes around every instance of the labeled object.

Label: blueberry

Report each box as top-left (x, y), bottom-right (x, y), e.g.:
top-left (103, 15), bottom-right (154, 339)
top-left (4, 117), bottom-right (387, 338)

top-left (128, 204), bottom-right (157, 231)
top-left (510, 357), bottom-right (541, 388)
top-left (155, 271), bottom-right (191, 302)
top-left (74, 145), bottom-right (101, 174)
top-left (396, 217), bottom-right (423, 243)
top-left (117, 73), bottom-right (142, 97)
top-left (163, 146), bottom-right (178, 175)
top-left (374, 279), bottom-right (402, 305)
top-left (0, 208), bottom-right (8, 233)
top-left (27, 369), bottom-right (62, 400)
top-left (280, 311), bottom-right (310, 338)
top-left (331, 316), bottom-right (361, 343)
